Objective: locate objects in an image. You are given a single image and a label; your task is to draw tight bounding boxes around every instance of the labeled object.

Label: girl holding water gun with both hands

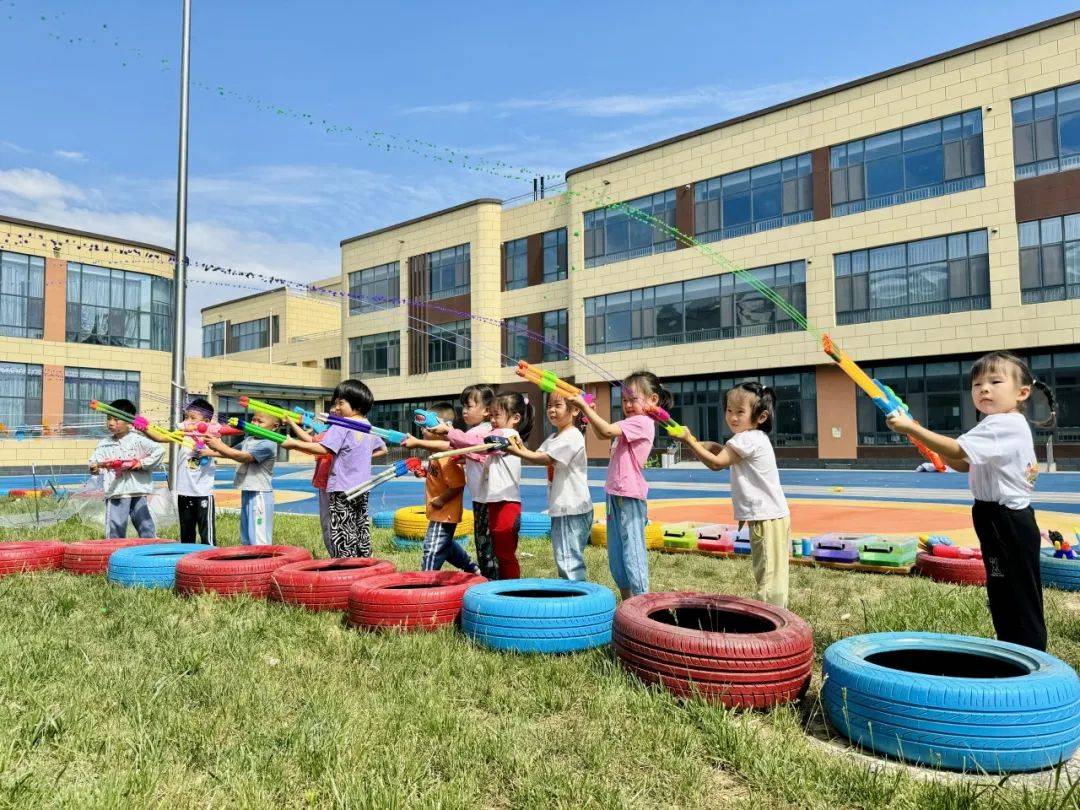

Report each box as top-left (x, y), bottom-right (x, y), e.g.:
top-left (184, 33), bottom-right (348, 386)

top-left (886, 351), bottom-right (1056, 651)
top-left (569, 370), bottom-right (668, 599)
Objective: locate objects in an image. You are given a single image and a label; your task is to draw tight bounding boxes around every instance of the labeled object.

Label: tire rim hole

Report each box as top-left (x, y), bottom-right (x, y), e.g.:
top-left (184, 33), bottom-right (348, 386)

top-left (384, 583), bottom-right (439, 590)
top-left (865, 649), bottom-right (1029, 678)
top-left (649, 607), bottom-right (776, 634)
top-left (319, 562), bottom-right (372, 571)
top-left (219, 553), bottom-right (281, 561)
top-left (502, 589), bottom-right (587, 598)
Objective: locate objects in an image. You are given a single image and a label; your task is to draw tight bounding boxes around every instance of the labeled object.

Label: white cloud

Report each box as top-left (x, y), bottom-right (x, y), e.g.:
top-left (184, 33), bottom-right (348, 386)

top-left (0, 168), bottom-right (86, 203)
top-left (53, 149), bottom-right (88, 162)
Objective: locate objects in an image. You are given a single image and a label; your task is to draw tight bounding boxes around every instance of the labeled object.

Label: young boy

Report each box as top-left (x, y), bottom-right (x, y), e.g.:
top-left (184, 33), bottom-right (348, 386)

top-left (204, 410), bottom-right (281, 546)
top-left (151, 397), bottom-right (218, 545)
top-left (88, 398), bottom-right (165, 539)
top-left (403, 402), bottom-right (479, 573)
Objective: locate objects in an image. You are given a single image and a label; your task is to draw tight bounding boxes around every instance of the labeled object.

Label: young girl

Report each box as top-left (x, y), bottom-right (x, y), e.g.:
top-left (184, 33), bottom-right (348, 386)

top-left (282, 380), bottom-right (387, 557)
top-left (887, 351), bottom-right (1054, 651)
top-left (678, 382), bottom-right (790, 608)
top-left (507, 393), bottom-right (592, 581)
top-left (479, 391), bottom-right (533, 579)
top-left (571, 370), bottom-right (667, 598)
top-left (287, 419), bottom-right (335, 556)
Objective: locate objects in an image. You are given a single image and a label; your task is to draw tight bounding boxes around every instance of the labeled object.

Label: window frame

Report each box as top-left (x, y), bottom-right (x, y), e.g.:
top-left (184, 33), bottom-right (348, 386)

top-left (427, 244), bottom-right (470, 300)
top-left (66, 262), bottom-right (173, 351)
top-left (1018, 214), bottom-right (1080, 304)
top-left (348, 331), bottom-right (401, 377)
top-left (0, 250), bottom-right (45, 339)
top-left (583, 190), bottom-right (677, 269)
top-left (63, 367), bottom-right (139, 438)
top-left (427, 319), bottom-right (471, 371)
top-left (348, 261), bottom-right (400, 315)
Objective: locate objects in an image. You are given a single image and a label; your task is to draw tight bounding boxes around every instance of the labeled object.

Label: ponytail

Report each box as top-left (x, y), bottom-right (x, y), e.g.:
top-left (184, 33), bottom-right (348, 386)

top-left (623, 370), bottom-right (671, 410)
top-left (495, 391), bottom-right (534, 441)
top-left (970, 351), bottom-right (1057, 429)
top-left (1031, 379), bottom-right (1057, 429)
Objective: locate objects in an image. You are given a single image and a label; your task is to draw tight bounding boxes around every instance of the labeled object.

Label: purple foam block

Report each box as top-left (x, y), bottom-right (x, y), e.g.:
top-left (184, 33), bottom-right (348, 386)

top-left (812, 535), bottom-right (861, 563)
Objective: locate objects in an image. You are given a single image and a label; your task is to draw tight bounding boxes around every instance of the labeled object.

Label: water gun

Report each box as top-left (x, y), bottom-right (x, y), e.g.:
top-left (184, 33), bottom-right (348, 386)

top-left (822, 335), bottom-right (946, 472)
top-left (344, 457), bottom-right (426, 500)
top-left (90, 400), bottom-right (198, 453)
top-left (292, 406), bottom-right (328, 433)
top-left (644, 405), bottom-right (685, 438)
top-left (429, 435), bottom-right (510, 460)
top-left (227, 417), bottom-right (287, 445)
top-left (414, 408), bottom-right (448, 430)
top-left (515, 361), bottom-right (595, 406)
top-left (185, 420), bottom-right (243, 438)
top-left (99, 458), bottom-right (141, 472)
top-left (319, 413), bottom-right (409, 445)
top-left (239, 396), bottom-right (301, 426)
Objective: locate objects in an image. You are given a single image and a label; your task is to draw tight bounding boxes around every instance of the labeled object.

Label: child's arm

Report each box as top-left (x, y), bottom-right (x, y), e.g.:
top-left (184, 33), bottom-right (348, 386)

top-left (280, 437), bottom-right (331, 456)
top-left (403, 435), bottom-right (451, 452)
top-left (371, 436), bottom-right (388, 461)
top-left (204, 435), bottom-right (258, 464)
top-left (504, 435), bottom-right (553, 465)
top-left (139, 437), bottom-right (166, 470)
top-left (886, 414), bottom-right (966, 461)
top-left (430, 485), bottom-right (464, 510)
top-left (568, 395), bottom-right (621, 440)
top-left (286, 420), bottom-right (315, 443)
top-left (678, 430), bottom-right (739, 471)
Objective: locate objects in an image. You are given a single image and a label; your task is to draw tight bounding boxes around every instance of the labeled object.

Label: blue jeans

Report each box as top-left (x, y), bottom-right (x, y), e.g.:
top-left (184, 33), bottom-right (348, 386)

top-left (421, 521), bottom-right (477, 572)
top-left (106, 496), bottom-right (156, 539)
top-left (606, 495), bottom-right (649, 595)
top-left (551, 512), bottom-right (592, 581)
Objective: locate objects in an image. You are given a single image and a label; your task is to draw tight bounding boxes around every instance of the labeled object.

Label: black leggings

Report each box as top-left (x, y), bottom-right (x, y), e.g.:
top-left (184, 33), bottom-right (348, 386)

top-left (972, 500), bottom-right (1046, 651)
top-left (178, 495), bottom-right (215, 546)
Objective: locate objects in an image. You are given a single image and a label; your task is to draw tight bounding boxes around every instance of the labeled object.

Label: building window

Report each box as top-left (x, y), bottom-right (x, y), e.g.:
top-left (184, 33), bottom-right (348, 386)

top-left (428, 319), bottom-right (470, 371)
top-left (584, 261), bottom-right (806, 354)
top-left (857, 360), bottom-right (976, 446)
top-left (584, 190), bottom-right (677, 268)
top-left (1019, 214), bottom-right (1080, 304)
top-left (0, 362), bottom-right (42, 431)
top-left (1029, 350), bottom-right (1080, 440)
top-left (348, 261), bottom-right (400, 315)
top-left (349, 332), bottom-right (400, 377)
top-left (835, 229), bottom-right (990, 325)
top-left (1012, 83), bottom-right (1080, 179)
top-left (503, 238), bottom-right (528, 291)
top-left (695, 154), bottom-right (813, 243)
top-left (612, 369), bottom-right (817, 448)
top-left (542, 309), bottom-right (569, 362)
top-left (229, 317), bottom-right (272, 352)
top-left (324, 356), bottom-right (341, 370)
top-left (202, 322), bottom-right (225, 357)
top-left (502, 315), bottom-right (529, 367)
top-left (0, 251), bottom-right (45, 339)
top-left (542, 228), bottom-right (568, 282)
top-left (830, 110), bottom-right (984, 217)
top-left (66, 263), bottom-right (173, 350)
top-left (64, 367), bottom-right (139, 438)
top-left (428, 244), bottom-right (470, 300)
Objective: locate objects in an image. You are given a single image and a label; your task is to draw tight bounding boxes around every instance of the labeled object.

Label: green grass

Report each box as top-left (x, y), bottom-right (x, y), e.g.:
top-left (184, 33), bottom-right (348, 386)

top-left (0, 514), bottom-right (1078, 808)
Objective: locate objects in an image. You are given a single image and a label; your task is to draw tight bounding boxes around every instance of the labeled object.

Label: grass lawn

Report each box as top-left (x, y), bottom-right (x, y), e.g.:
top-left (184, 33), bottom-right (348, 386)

top-left (0, 513), bottom-right (1077, 808)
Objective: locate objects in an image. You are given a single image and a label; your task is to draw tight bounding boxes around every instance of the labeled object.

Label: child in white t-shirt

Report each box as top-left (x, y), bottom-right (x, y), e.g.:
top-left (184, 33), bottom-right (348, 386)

top-left (887, 351), bottom-right (1054, 651)
top-left (507, 392), bottom-right (593, 580)
top-left (678, 382), bottom-right (790, 607)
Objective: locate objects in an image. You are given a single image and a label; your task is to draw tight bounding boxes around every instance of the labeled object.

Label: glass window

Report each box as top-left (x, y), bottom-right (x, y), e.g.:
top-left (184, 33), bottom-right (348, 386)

top-left (228, 317), bottom-right (271, 353)
top-left (348, 331), bottom-right (400, 377)
top-left (503, 238), bottom-right (529, 290)
top-left (202, 321), bottom-right (225, 357)
top-left (542, 309), bottom-right (569, 362)
top-left (1013, 81), bottom-right (1080, 179)
top-left (427, 319), bottom-right (470, 371)
top-left (695, 153), bottom-right (812, 244)
top-left (502, 315), bottom-right (530, 366)
top-left (0, 251), bottom-right (45, 339)
top-left (1026, 350), bottom-right (1080, 437)
top-left (1018, 213), bottom-right (1080, 303)
top-left (66, 263), bottom-right (172, 350)
top-left (583, 190), bottom-right (677, 268)
top-left (831, 110), bottom-right (984, 216)
top-left (348, 261), bottom-right (400, 315)
top-left (835, 230), bottom-right (990, 324)
top-left (324, 356), bottom-right (341, 371)
top-left (0, 362), bottom-right (42, 433)
top-left (584, 261), bottom-right (806, 354)
top-left (63, 367), bottom-right (139, 438)
top-left (427, 244), bottom-right (470, 300)
top-left (542, 228), bottom-right (568, 283)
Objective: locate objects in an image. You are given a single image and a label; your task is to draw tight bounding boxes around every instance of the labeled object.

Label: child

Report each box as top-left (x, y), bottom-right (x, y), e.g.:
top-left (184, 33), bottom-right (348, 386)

top-left (403, 402), bottom-right (480, 573)
top-left (204, 410), bottom-right (281, 546)
top-left (286, 419), bottom-right (335, 555)
top-left (282, 380), bottom-right (386, 557)
top-left (506, 392), bottom-right (592, 581)
top-left (164, 397), bottom-right (218, 545)
top-left (479, 391), bottom-right (533, 579)
top-left (678, 383), bottom-right (791, 608)
top-left (88, 398), bottom-right (165, 539)
top-left (887, 351), bottom-right (1054, 651)
top-left (570, 371), bottom-right (667, 598)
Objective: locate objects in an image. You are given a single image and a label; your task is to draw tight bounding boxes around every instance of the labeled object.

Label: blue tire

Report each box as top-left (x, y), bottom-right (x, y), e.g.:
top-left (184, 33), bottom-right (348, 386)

top-left (107, 543), bottom-right (213, 589)
top-left (461, 578), bottom-right (616, 654)
top-left (822, 631), bottom-right (1080, 772)
top-left (519, 512), bottom-right (552, 539)
top-left (1040, 549), bottom-right (1080, 591)
top-left (391, 535), bottom-right (423, 551)
top-left (372, 511), bottom-right (395, 529)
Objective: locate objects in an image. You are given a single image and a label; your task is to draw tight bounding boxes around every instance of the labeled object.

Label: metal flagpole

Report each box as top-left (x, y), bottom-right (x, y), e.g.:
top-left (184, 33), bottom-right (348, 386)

top-left (168, 0), bottom-right (192, 487)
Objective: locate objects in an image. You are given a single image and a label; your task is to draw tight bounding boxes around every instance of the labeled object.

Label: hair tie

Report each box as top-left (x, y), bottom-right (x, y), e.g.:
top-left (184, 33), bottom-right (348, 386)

top-left (523, 394), bottom-right (529, 405)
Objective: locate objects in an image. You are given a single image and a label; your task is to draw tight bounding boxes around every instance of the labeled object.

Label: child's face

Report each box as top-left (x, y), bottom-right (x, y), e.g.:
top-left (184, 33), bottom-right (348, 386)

top-left (106, 415), bottom-right (129, 437)
top-left (620, 383), bottom-right (656, 417)
top-left (547, 394), bottom-right (573, 429)
top-left (725, 392), bottom-right (761, 434)
top-left (329, 397), bottom-right (357, 418)
top-left (461, 395), bottom-right (487, 427)
top-left (183, 408), bottom-right (205, 424)
top-left (252, 411), bottom-right (281, 431)
top-left (490, 404), bottom-right (520, 431)
top-left (971, 365), bottom-right (1030, 416)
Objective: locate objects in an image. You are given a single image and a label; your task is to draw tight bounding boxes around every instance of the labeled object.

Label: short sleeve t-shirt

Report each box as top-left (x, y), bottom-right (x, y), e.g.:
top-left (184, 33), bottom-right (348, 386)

top-left (234, 438), bottom-right (277, 491)
top-left (539, 428), bottom-right (592, 517)
top-left (426, 456), bottom-right (466, 524)
top-left (311, 431), bottom-right (333, 490)
top-left (605, 414), bottom-right (654, 500)
top-left (481, 428), bottom-right (522, 503)
top-left (447, 422), bottom-right (492, 503)
top-left (724, 429), bottom-right (789, 522)
top-left (174, 444), bottom-right (216, 497)
top-left (957, 412), bottom-right (1038, 509)
top-left (320, 424), bottom-right (386, 493)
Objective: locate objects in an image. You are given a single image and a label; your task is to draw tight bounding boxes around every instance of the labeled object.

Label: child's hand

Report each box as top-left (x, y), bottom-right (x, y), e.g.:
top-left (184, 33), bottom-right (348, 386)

top-left (128, 459), bottom-right (143, 471)
top-left (427, 422), bottom-right (450, 436)
top-left (204, 436), bottom-right (225, 451)
top-left (676, 427), bottom-right (695, 443)
top-left (885, 412), bottom-right (916, 435)
top-left (402, 435), bottom-right (420, 448)
top-left (566, 394), bottom-right (586, 411)
top-left (89, 462), bottom-right (100, 474)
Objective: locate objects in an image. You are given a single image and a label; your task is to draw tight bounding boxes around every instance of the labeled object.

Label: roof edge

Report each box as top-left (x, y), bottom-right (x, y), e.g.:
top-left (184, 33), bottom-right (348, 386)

top-left (566, 10), bottom-right (1080, 178)
top-left (0, 213), bottom-right (175, 255)
top-left (340, 198), bottom-right (503, 247)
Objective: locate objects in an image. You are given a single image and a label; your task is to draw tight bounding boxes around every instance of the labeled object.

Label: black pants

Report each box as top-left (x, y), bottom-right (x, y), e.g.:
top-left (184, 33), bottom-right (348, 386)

top-left (178, 495), bottom-right (215, 546)
top-left (326, 491), bottom-right (371, 558)
top-left (471, 502), bottom-right (499, 580)
top-left (971, 500), bottom-right (1046, 651)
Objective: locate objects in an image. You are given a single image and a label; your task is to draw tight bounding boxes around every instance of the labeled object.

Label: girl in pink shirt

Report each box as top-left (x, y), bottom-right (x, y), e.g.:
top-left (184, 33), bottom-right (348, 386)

top-left (571, 370), bottom-right (668, 598)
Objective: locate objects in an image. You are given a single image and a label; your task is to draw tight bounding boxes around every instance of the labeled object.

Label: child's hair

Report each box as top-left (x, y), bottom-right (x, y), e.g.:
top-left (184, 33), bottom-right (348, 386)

top-left (970, 351), bottom-right (1056, 427)
top-left (622, 370), bottom-right (672, 410)
top-left (549, 393), bottom-right (586, 432)
top-left (431, 401), bottom-right (456, 422)
top-left (724, 381), bottom-right (777, 434)
top-left (331, 379), bottom-right (374, 416)
top-left (185, 397), bottom-right (214, 420)
top-left (109, 399), bottom-right (136, 418)
top-left (495, 391), bottom-right (534, 441)
top-left (460, 384), bottom-right (496, 413)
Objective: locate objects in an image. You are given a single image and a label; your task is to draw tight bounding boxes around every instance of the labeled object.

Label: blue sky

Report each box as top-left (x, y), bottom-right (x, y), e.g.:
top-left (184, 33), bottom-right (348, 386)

top-left (0, 0), bottom-right (1076, 350)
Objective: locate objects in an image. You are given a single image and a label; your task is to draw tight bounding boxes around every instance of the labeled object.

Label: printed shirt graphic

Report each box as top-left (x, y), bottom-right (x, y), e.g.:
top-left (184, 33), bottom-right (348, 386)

top-left (957, 412), bottom-right (1038, 509)
top-left (174, 444), bottom-right (216, 497)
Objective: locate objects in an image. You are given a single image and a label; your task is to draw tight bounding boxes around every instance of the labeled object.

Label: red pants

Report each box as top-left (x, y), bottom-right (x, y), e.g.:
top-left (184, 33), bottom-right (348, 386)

top-left (487, 500), bottom-right (521, 579)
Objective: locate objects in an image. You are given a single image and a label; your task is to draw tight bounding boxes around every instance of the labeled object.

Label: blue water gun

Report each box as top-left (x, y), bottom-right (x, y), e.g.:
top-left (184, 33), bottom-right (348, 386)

top-left (413, 408), bottom-right (447, 430)
top-left (322, 412), bottom-right (409, 445)
top-left (292, 405), bottom-right (328, 433)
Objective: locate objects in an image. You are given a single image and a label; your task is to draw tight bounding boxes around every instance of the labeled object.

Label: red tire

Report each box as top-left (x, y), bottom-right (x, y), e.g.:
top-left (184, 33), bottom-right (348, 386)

top-left (915, 551), bottom-right (987, 586)
top-left (176, 546), bottom-right (312, 598)
top-left (62, 538), bottom-right (162, 575)
top-left (0, 541), bottom-right (66, 577)
top-left (347, 570), bottom-right (486, 631)
top-left (269, 557), bottom-right (396, 611)
top-left (612, 592), bottom-right (813, 709)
